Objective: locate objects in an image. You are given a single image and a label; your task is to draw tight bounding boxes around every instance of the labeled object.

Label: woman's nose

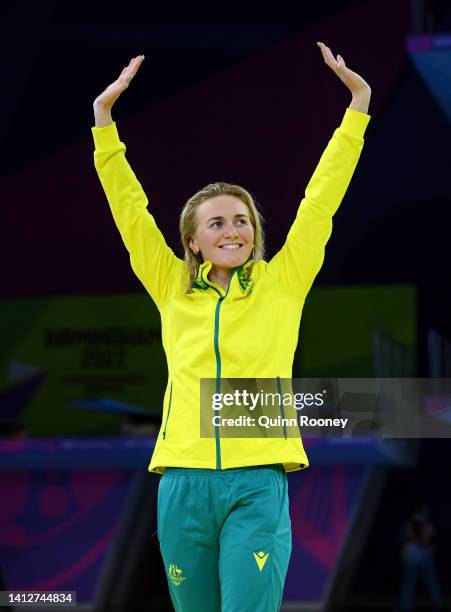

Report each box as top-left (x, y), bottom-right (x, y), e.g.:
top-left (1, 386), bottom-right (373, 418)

top-left (223, 224), bottom-right (239, 238)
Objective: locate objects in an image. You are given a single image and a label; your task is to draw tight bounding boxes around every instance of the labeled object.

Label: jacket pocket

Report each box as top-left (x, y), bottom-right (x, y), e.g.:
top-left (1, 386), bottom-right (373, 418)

top-left (276, 376), bottom-right (288, 439)
top-left (162, 381), bottom-right (173, 440)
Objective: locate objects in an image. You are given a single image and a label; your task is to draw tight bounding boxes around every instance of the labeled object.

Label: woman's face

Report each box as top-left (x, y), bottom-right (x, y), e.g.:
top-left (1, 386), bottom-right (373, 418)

top-left (189, 195), bottom-right (255, 270)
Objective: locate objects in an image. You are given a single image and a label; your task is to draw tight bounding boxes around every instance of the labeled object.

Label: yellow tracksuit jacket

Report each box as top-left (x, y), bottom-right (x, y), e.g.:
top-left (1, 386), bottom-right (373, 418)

top-left (91, 107), bottom-right (371, 474)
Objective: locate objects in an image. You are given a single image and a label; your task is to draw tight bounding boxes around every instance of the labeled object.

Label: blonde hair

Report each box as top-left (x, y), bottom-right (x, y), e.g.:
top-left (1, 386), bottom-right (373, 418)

top-left (179, 182), bottom-right (265, 292)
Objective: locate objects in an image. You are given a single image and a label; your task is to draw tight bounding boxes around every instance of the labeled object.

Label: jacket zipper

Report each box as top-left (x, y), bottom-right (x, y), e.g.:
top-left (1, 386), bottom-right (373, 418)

top-left (276, 376), bottom-right (288, 439)
top-left (211, 273), bottom-right (234, 469)
top-left (162, 381), bottom-right (173, 439)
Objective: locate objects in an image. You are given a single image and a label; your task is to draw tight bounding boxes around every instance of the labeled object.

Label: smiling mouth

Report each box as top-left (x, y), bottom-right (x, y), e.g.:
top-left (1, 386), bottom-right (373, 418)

top-left (219, 244), bottom-right (243, 250)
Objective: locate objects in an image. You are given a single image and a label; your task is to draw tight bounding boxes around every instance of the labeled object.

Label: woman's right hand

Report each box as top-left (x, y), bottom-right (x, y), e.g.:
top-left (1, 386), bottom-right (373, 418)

top-left (93, 55), bottom-right (145, 110)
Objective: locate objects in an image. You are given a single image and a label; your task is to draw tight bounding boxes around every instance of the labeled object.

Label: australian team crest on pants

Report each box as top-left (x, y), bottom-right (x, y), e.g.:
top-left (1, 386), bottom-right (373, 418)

top-left (168, 563), bottom-right (186, 586)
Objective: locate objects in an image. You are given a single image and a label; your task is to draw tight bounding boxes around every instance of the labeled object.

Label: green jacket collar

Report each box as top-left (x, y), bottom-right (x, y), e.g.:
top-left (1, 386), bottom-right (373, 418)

top-left (192, 256), bottom-right (254, 295)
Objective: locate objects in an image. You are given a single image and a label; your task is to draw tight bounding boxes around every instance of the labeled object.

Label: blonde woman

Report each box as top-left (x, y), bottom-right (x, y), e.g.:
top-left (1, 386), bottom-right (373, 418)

top-left (92, 42), bottom-right (371, 612)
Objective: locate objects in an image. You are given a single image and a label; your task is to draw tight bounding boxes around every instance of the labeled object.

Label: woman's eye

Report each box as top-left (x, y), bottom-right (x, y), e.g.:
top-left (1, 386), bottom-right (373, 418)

top-left (210, 219), bottom-right (247, 228)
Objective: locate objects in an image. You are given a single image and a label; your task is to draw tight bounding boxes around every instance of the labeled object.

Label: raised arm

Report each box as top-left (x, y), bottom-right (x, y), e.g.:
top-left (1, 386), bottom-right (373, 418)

top-left (92, 56), bottom-right (181, 309)
top-left (267, 43), bottom-right (371, 299)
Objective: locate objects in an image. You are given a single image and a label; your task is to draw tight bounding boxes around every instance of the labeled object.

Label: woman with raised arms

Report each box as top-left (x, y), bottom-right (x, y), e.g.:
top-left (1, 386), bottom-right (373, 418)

top-left (91, 42), bottom-right (371, 611)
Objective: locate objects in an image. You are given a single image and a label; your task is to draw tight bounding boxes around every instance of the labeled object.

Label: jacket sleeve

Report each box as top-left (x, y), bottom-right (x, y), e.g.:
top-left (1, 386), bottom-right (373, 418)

top-left (91, 122), bottom-right (182, 309)
top-left (267, 107), bottom-right (371, 299)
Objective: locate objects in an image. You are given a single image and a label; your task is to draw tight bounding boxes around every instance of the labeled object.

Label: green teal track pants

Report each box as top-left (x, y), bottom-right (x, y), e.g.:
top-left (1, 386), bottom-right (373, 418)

top-left (157, 464), bottom-right (292, 612)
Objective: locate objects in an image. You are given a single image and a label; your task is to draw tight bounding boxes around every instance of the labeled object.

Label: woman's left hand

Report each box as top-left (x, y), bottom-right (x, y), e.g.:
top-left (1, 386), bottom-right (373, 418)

top-left (317, 42), bottom-right (371, 97)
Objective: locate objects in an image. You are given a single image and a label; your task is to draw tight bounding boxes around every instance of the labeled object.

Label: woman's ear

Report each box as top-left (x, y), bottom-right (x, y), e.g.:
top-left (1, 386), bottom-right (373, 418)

top-left (189, 238), bottom-right (199, 255)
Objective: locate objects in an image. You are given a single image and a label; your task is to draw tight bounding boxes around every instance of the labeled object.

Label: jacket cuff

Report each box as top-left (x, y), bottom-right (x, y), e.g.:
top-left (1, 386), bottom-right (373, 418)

top-left (340, 107), bottom-right (371, 138)
top-left (91, 121), bottom-right (121, 151)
